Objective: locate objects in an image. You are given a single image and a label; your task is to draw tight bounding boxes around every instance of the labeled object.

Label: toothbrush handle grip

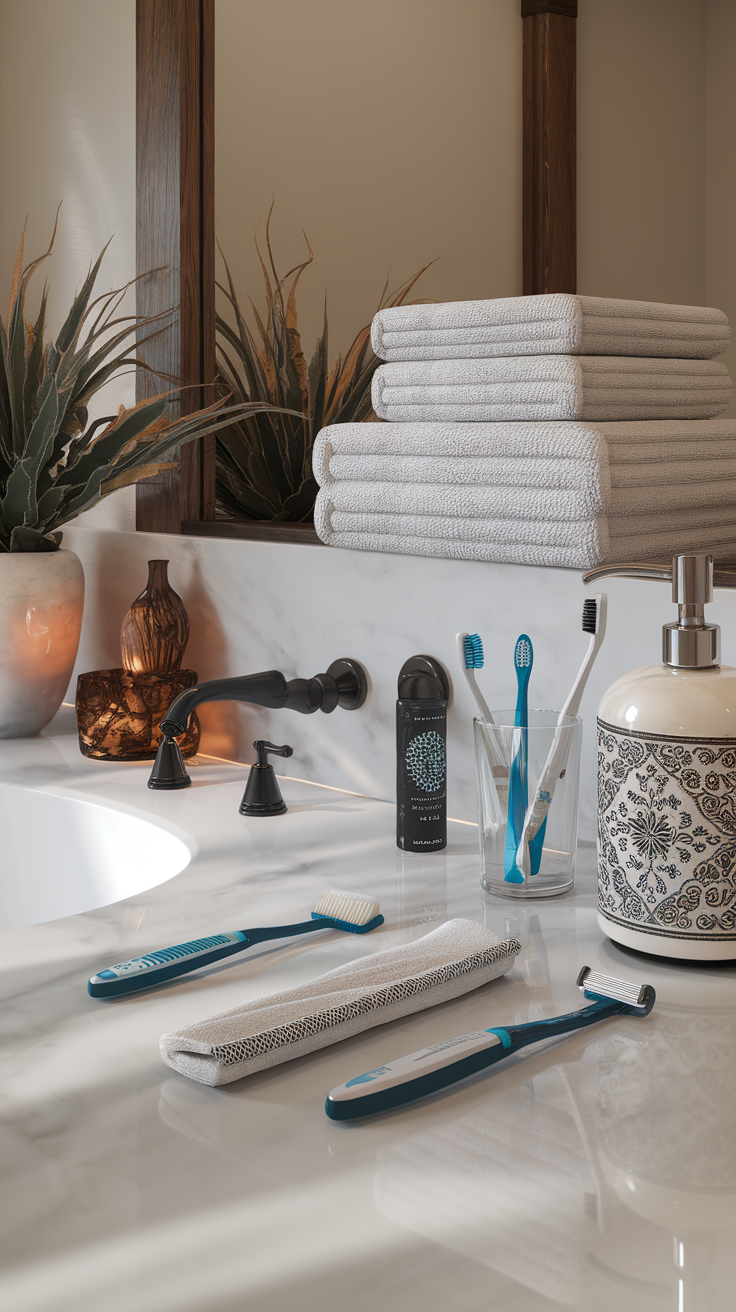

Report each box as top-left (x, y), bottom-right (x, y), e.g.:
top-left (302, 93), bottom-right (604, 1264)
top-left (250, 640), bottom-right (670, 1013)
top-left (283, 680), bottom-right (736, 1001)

top-left (87, 931), bottom-right (251, 997)
top-left (87, 918), bottom-right (329, 998)
top-left (523, 733), bottom-right (573, 842)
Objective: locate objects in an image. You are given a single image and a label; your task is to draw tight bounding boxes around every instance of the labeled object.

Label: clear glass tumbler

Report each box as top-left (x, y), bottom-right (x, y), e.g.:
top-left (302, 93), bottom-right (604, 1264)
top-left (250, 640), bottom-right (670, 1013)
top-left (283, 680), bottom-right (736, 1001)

top-left (474, 710), bottom-right (582, 898)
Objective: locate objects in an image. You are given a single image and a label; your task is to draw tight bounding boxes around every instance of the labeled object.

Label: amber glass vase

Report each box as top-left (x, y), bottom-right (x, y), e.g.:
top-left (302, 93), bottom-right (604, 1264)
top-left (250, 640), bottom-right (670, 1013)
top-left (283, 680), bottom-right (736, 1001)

top-left (76, 560), bottom-right (200, 761)
top-left (121, 560), bottom-right (189, 674)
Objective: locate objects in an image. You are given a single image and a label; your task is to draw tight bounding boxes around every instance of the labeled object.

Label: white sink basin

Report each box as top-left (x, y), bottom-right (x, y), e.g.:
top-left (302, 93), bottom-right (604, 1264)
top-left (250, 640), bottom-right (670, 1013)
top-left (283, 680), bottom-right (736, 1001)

top-left (0, 784), bottom-right (192, 930)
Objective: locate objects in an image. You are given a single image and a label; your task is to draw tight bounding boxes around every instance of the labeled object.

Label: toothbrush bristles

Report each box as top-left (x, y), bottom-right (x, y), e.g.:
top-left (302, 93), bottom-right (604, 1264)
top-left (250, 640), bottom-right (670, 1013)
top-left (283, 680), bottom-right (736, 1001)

top-left (516, 637), bottom-right (532, 667)
top-left (582, 599), bottom-right (598, 634)
top-left (313, 889), bottom-right (380, 926)
top-left (463, 633), bottom-right (484, 669)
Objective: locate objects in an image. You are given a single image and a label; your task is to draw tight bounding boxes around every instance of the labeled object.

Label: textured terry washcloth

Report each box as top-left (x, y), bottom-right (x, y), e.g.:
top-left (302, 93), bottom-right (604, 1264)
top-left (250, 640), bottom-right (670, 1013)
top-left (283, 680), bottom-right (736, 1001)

top-left (371, 293), bottom-right (731, 362)
top-left (371, 357), bottom-right (732, 423)
top-left (313, 496), bottom-right (736, 569)
top-left (159, 919), bottom-right (521, 1087)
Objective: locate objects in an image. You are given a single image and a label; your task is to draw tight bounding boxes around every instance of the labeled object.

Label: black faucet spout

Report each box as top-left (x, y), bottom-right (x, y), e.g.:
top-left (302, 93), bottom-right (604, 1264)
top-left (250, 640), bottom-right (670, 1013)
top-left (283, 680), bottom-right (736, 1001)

top-left (148, 658), bottom-right (367, 792)
top-left (159, 670), bottom-right (289, 737)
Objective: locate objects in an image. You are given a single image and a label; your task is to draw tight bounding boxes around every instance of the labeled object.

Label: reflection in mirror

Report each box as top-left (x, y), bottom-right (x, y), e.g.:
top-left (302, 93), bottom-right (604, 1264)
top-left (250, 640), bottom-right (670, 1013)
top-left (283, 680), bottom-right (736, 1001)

top-left (212, 0), bottom-right (521, 539)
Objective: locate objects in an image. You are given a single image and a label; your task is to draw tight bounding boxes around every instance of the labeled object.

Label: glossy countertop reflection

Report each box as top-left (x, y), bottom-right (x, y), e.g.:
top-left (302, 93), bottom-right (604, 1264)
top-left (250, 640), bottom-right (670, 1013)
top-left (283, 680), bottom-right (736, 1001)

top-left (1, 714), bottom-right (735, 1312)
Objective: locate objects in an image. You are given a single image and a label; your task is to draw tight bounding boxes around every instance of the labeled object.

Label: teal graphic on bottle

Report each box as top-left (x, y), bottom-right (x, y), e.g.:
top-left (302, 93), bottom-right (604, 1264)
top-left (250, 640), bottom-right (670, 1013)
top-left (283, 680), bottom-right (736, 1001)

top-left (396, 655), bottom-right (449, 852)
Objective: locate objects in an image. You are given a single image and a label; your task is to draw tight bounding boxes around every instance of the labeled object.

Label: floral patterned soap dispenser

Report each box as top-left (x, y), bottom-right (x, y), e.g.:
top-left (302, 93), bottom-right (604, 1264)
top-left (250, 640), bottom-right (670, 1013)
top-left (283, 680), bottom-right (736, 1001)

top-left (583, 554), bottom-right (736, 962)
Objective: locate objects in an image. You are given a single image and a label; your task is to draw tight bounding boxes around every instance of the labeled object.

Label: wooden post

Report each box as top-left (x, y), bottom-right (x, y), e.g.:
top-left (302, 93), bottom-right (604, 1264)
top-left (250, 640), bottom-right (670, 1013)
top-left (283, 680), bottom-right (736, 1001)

top-left (135, 0), bottom-right (215, 534)
top-left (522, 0), bottom-right (577, 295)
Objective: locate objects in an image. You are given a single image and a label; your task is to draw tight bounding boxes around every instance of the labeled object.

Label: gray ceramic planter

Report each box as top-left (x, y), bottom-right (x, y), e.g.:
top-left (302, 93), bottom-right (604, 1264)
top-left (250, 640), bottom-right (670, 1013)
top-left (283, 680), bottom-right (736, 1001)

top-left (0, 549), bottom-right (84, 737)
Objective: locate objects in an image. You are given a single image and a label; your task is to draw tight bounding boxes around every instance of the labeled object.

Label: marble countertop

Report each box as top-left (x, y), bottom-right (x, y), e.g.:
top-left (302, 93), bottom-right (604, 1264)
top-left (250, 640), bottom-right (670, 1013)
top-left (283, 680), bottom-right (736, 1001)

top-left (2, 711), bottom-right (736, 1312)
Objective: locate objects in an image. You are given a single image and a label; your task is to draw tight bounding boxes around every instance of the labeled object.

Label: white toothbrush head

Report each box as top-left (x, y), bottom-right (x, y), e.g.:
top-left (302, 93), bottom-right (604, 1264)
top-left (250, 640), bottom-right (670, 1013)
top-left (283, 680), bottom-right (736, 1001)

top-left (312, 889), bottom-right (383, 933)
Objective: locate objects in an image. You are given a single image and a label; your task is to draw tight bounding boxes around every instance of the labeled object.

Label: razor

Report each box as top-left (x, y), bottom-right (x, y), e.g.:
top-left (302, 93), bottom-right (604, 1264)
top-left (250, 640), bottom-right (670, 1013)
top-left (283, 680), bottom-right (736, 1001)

top-left (325, 966), bottom-right (655, 1120)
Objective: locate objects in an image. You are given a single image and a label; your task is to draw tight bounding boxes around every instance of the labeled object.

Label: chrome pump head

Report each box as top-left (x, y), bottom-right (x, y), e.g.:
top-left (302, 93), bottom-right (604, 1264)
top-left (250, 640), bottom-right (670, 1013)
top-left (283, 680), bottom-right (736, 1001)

top-left (581, 553), bottom-right (720, 670)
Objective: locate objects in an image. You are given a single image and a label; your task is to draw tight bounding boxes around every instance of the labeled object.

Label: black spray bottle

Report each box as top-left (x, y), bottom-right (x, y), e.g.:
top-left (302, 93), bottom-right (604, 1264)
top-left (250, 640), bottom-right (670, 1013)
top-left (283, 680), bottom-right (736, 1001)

top-left (396, 655), bottom-right (449, 852)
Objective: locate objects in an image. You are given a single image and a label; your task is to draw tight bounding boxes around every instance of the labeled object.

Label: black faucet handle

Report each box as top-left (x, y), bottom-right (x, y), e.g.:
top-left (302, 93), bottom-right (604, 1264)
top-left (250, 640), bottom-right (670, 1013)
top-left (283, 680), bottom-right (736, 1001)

top-left (253, 740), bottom-right (293, 763)
top-left (240, 741), bottom-right (294, 817)
top-left (148, 732), bottom-right (191, 790)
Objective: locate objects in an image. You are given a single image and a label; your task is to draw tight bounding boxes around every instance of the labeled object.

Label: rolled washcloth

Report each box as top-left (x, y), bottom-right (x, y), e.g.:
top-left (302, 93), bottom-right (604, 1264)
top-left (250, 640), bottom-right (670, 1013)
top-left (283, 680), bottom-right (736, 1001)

top-left (160, 919), bottom-right (521, 1087)
top-left (371, 357), bottom-right (732, 423)
top-left (371, 293), bottom-right (731, 362)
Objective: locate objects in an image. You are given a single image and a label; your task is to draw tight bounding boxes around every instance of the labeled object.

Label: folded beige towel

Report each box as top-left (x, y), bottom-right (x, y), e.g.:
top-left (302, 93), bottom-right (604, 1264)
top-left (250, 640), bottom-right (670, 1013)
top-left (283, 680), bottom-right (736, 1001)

top-left (372, 357), bottom-right (732, 424)
top-left (160, 919), bottom-right (520, 1087)
top-left (371, 293), bottom-right (731, 362)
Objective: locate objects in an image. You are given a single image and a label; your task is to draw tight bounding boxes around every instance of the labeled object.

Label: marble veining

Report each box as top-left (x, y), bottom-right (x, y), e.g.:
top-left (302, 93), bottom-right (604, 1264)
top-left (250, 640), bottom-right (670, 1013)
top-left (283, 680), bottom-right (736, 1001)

top-left (62, 525), bottom-right (736, 845)
top-left (1, 718), bottom-right (736, 1311)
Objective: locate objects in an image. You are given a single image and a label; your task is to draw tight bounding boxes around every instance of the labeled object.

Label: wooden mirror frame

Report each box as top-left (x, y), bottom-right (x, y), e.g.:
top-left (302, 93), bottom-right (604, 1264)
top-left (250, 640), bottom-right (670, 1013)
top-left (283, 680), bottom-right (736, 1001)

top-left (135, 0), bottom-right (577, 541)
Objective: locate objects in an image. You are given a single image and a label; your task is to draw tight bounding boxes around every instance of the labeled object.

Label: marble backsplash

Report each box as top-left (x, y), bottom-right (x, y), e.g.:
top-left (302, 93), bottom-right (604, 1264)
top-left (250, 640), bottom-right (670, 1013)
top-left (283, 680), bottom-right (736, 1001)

top-left (62, 526), bottom-right (736, 844)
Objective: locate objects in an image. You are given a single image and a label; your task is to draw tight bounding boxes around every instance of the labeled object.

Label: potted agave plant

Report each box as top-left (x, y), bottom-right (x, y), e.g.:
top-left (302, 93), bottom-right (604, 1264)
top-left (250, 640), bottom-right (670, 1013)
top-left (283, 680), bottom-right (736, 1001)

top-left (0, 217), bottom-right (283, 738)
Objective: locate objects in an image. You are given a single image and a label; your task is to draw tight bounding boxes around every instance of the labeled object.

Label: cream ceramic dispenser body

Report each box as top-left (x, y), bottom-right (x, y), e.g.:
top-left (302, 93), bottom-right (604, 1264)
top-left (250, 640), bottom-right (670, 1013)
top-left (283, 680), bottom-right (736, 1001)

top-left (584, 555), bottom-right (736, 961)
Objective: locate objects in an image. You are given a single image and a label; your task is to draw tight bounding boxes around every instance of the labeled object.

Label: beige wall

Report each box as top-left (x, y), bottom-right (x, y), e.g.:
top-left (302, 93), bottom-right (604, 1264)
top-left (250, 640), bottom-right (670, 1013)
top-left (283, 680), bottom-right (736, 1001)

top-left (578, 0), bottom-right (706, 307)
top-left (0, 0), bottom-right (137, 530)
top-left (215, 0), bottom-right (523, 358)
top-left (0, 0), bottom-right (135, 332)
top-left (705, 0), bottom-right (736, 402)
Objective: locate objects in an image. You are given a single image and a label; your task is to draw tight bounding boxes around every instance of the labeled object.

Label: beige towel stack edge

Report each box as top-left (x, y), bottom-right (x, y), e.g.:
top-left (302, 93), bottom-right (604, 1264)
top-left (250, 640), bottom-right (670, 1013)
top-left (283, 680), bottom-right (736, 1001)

top-left (312, 295), bottom-right (736, 569)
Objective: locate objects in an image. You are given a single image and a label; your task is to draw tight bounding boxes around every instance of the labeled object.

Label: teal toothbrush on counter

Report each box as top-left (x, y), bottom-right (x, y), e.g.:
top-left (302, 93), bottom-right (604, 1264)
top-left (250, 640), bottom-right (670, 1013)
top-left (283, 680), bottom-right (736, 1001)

top-left (88, 889), bottom-right (383, 998)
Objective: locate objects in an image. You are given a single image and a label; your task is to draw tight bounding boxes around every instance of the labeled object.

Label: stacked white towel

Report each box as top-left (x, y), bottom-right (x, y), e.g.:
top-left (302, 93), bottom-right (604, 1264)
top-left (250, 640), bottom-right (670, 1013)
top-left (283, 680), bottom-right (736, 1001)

top-left (313, 295), bottom-right (736, 569)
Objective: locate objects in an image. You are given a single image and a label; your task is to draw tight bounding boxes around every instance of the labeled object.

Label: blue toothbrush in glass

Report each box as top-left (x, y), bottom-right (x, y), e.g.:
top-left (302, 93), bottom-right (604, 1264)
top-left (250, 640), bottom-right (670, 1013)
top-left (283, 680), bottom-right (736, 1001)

top-left (504, 634), bottom-right (533, 883)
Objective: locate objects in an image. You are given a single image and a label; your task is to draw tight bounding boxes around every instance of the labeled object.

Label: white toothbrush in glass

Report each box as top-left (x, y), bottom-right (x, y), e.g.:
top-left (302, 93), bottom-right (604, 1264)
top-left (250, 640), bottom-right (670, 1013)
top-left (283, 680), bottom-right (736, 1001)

top-left (456, 631), bottom-right (510, 806)
top-left (515, 595), bottom-right (607, 880)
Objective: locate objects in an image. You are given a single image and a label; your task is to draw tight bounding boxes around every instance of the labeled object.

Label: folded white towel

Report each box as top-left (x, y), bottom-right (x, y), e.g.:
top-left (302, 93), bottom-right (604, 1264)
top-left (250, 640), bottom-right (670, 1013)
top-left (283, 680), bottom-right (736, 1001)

top-left (314, 494), bottom-right (736, 570)
top-left (325, 454), bottom-right (609, 491)
top-left (371, 293), bottom-right (731, 362)
top-left (317, 472), bottom-right (736, 523)
top-left (315, 418), bottom-right (736, 469)
top-left (159, 920), bottom-right (520, 1087)
top-left (372, 357), bottom-right (732, 424)
top-left (320, 478), bottom-right (605, 521)
top-left (321, 452), bottom-right (736, 495)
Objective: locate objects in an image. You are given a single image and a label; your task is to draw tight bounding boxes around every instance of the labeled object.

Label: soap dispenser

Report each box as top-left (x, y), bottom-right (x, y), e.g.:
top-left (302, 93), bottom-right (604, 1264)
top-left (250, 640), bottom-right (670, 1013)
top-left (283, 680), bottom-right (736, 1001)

top-left (582, 554), bottom-right (736, 961)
